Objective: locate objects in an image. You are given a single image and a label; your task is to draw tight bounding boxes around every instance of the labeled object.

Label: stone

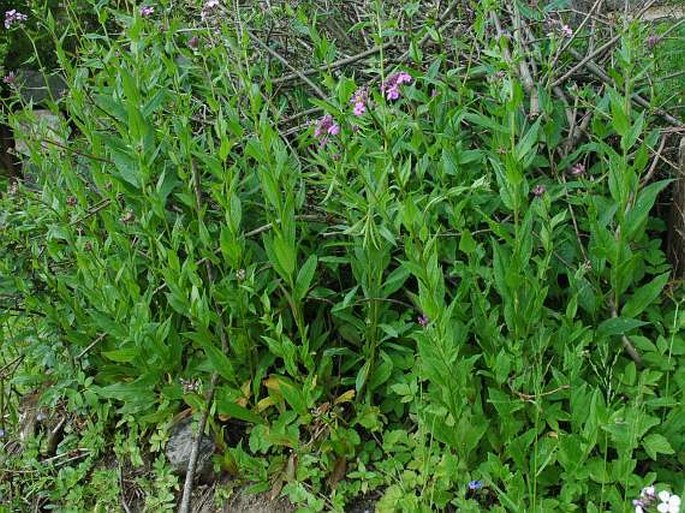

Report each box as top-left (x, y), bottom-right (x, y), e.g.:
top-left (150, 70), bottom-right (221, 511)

top-left (15, 70), bottom-right (67, 106)
top-left (224, 487), bottom-right (295, 513)
top-left (165, 417), bottom-right (216, 480)
top-left (12, 109), bottom-right (66, 156)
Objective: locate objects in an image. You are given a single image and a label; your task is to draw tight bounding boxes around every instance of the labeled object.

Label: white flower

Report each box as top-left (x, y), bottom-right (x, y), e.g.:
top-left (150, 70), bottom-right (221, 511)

top-left (635, 505), bottom-right (644, 513)
top-left (643, 486), bottom-right (656, 498)
top-left (657, 491), bottom-right (681, 513)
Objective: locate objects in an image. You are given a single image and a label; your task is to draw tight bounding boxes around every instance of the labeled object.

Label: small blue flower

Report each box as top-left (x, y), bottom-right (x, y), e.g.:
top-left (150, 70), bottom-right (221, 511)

top-left (468, 480), bottom-right (484, 490)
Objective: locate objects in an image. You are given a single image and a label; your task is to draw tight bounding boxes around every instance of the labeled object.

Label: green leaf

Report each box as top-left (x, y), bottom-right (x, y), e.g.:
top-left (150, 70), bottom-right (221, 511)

top-left (220, 226), bottom-right (241, 269)
top-left (515, 117), bottom-right (541, 162)
top-left (95, 381), bottom-right (157, 415)
top-left (228, 194), bottom-right (242, 233)
top-left (596, 317), bottom-right (648, 338)
top-left (621, 273), bottom-right (669, 318)
top-left (621, 111), bottom-right (644, 151)
top-left (382, 265), bottom-right (410, 297)
top-left (183, 393), bottom-right (206, 412)
top-left (459, 229), bottom-right (477, 254)
top-left (294, 254), bottom-right (317, 301)
top-left (490, 158), bottom-right (514, 211)
top-left (368, 352), bottom-right (393, 392)
top-left (492, 241), bottom-right (510, 299)
top-left (90, 311), bottom-right (127, 339)
top-left (625, 179), bottom-right (672, 240)
top-left (279, 382), bottom-right (308, 416)
top-left (93, 94), bottom-right (127, 124)
top-left (464, 111), bottom-right (509, 133)
top-left (266, 234), bottom-right (296, 284)
top-left (216, 397), bottom-right (264, 424)
top-left (202, 343), bottom-right (235, 383)
top-left (356, 360), bottom-right (371, 392)
top-left (102, 348), bottom-right (139, 363)
top-left (332, 286), bottom-right (358, 313)
top-left (623, 361), bottom-right (637, 386)
top-left (103, 137), bottom-right (140, 188)
top-left (642, 433), bottom-right (674, 460)
top-left (262, 334), bottom-right (299, 377)
top-left (609, 91), bottom-right (629, 137)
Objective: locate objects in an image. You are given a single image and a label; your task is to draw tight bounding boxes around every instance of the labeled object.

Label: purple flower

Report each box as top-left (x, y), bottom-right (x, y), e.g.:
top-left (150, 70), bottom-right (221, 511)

top-left (386, 87), bottom-right (400, 101)
top-left (394, 72), bottom-right (412, 85)
top-left (641, 487), bottom-right (656, 499)
top-left (381, 71), bottom-right (412, 101)
top-left (532, 184), bottom-right (546, 197)
top-left (633, 486), bottom-right (659, 513)
top-left (569, 163), bottom-right (585, 177)
top-left (3, 71), bottom-right (16, 85)
top-left (313, 114), bottom-right (340, 146)
top-left (417, 314), bottom-right (429, 327)
top-left (647, 34), bottom-right (661, 49)
top-left (140, 5), bottom-right (154, 16)
top-left (188, 35), bottom-right (200, 49)
top-left (4, 9), bottom-right (27, 29)
top-left (350, 87), bottom-right (369, 116)
top-left (633, 498), bottom-right (645, 513)
top-left (560, 24), bottom-right (573, 37)
top-left (468, 480), bottom-right (484, 490)
top-left (201, 0), bottom-right (220, 21)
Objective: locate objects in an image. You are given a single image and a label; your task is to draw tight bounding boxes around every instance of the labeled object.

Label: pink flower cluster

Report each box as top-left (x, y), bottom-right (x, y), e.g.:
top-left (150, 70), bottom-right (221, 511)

top-left (3, 71), bottom-right (16, 85)
top-left (140, 5), bottom-right (154, 17)
top-left (313, 114), bottom-right (340, 146)
top-left (310, 69), bottom-right (417, 149)
top-left (4, 9), bottom-right (27, 29)
top-left (569, 163), bottom-right (585, 177)
top-left (381, 71), bottom-right (412, 101)
top-left (350, 87), bottom-right (369, 116)
top-left (532, 184), bottom-right (546, 197)
top-left (201, 0), bottom-right (220, 22)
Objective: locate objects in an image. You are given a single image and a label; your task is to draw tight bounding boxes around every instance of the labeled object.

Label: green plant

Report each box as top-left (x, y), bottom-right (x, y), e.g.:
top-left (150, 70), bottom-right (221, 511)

top-left (1, 0), bottom-right (684, 511)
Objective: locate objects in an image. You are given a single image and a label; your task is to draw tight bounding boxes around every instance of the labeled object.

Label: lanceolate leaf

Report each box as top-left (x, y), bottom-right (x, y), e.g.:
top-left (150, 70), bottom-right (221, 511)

top-left (622, 273), bottom-right (670, 318)
top-left (294, 254), bottom-right (317, 301)
top-left (596, 317), bottom-right (648, 338)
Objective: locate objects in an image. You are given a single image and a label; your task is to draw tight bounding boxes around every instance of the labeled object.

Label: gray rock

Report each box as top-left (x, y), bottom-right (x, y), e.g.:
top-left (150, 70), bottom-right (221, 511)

top-left (165, 417), bottom-right (216, 480)
top-left (15, 70), bottom-right (67, 106)
top-left (567, 0), bottom-right (675, 16)
top-left (13, 109), bottom-right (65, 156)
top-left (346, 499), bottom-right (377, 513)
top-left (224, 487), bottom-right (295, 513)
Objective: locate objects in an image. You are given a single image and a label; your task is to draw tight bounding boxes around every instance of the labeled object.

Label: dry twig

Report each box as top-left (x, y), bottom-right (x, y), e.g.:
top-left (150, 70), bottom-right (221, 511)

top-left (248, 31), bottom-right (328, 100)
top-left (566, 47), bottom-right (683, 127)
top-left (640, 133), bottom-right (668, 186)
top-left (271, 43), bottom-right (395, 85)
top-left (611, 305), bottom-right (642, 366)
top-left (510, 6), bottom-right (541, 116)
